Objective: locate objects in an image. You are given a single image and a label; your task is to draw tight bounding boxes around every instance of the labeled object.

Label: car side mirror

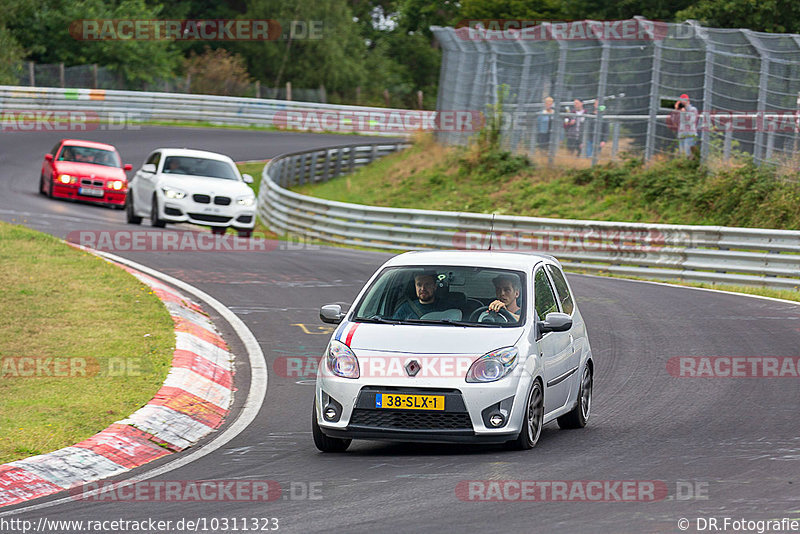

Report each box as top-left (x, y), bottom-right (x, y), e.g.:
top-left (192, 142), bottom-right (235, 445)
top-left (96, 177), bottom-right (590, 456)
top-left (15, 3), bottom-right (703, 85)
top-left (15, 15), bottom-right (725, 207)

top-left (141, 163), bottom-right (156, 174)
top-left (320, 304), bottom-right (346, 324)
top-left (45, 154), bottom-right (54, 162)
top-left (123, 164), bottom-right (133, 171)
top-left (242, 174), bottom-right (254, 184)
top-left (538, 312), bottom-right (572, 334)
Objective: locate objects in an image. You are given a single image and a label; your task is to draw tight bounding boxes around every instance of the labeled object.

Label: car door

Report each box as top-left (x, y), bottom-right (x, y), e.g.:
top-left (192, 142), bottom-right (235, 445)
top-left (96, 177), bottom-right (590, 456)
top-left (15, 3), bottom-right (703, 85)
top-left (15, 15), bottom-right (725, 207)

top-left (545, 264), bottom-right (582, 405)
top-left (133, 151), bottom-right (161, 212)
top-left (533, 266), bottom-right (573, 415)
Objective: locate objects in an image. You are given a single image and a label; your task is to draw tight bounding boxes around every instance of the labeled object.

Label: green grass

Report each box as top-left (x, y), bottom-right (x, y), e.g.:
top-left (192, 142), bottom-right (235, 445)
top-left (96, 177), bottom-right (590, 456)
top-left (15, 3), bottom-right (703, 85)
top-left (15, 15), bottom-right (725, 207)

top-left (0, 222), bottom-right (174, 463)
top-left (293, 135), bottom-right (800, 229)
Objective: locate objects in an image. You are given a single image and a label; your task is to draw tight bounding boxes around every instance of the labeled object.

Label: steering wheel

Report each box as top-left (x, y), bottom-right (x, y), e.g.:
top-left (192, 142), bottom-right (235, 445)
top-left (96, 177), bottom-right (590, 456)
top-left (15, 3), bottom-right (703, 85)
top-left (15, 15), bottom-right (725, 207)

top-left (468, 306), bottom-right (516, 323)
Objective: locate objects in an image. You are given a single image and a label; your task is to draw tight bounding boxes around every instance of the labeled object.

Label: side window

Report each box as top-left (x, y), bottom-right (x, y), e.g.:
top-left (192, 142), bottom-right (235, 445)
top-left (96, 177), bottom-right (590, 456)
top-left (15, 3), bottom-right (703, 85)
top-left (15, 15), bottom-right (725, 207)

top-left (546, 265), bottom-right (574, 315)
top-left (534, 268), bottom-right (558, 320)
top-left (51, 143), bottom-right (61, 156)
top-left (145, 152), bottom-right (161, 169)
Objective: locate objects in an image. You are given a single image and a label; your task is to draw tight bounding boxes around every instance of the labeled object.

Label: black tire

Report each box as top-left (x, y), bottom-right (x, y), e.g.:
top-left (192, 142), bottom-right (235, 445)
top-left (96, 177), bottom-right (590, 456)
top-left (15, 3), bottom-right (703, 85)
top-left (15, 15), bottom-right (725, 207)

top-left (312, 403), bottom-right (351, 453)
top-left (237, 229), bottom-right (252, 238)
top-left (509, 380), bottom-right (544, 450)
top-left (150, 194), bottom-right (166, 228)
top-left (126, 194), bottom-right (142, 224)
top-left (557, 365), bottom-right (592, 429)
top-left (211, 226), bottom-right (227, 236)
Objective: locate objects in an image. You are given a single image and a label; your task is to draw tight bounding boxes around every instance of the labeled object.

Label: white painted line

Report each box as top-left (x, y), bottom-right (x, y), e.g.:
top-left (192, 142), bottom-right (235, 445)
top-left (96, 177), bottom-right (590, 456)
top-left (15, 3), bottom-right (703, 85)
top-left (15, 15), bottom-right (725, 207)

top-left (0, 251), bottom-right (268, 516)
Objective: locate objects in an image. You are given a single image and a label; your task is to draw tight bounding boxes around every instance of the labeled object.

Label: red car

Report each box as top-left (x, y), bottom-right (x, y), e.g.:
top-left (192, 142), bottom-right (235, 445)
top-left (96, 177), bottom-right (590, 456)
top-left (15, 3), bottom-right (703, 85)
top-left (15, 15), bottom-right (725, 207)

top-left (40, 139), bottom-right (133, 208)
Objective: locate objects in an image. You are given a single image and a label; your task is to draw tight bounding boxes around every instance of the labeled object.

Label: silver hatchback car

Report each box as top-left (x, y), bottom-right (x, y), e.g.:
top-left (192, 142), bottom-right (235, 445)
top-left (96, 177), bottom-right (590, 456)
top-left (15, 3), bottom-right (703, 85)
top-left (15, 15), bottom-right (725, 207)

top-left (313, 251), bottom-right (594, 452)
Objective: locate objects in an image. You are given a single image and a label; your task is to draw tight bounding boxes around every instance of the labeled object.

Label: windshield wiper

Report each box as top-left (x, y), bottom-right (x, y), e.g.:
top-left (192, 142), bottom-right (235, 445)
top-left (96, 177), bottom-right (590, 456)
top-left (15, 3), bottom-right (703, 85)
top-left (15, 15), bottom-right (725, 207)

top-left (354, 316), bottom-right (404, 324)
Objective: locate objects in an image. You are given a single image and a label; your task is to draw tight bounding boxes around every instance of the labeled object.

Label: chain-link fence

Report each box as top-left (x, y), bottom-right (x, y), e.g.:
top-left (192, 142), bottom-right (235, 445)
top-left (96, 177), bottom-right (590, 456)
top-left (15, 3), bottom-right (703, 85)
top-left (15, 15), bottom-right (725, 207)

top-left (432, 19), bottom-right (800, 166)
top-left (13, 62), bottom-right (328, 102)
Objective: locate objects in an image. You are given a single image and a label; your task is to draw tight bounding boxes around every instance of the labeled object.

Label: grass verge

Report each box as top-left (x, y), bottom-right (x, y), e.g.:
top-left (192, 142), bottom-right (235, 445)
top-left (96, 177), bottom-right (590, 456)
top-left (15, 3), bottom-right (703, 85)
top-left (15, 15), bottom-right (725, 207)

top-left (0, 222), bottom-right (174, 464)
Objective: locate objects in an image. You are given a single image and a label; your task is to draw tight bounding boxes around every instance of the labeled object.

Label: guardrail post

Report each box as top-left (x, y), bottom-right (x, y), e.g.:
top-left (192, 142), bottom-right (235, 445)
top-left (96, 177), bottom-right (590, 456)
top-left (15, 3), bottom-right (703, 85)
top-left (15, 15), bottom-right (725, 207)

top-left (348, 146), bottom-right (356, 174)
top-left (322, 150), bottom-right (331, 182)
top-left (333, 148), bottom-right (344, 178)
top-left (308, 152), bottom-right (318, 183)
top-left (370, 143), bottom-right (378, 163)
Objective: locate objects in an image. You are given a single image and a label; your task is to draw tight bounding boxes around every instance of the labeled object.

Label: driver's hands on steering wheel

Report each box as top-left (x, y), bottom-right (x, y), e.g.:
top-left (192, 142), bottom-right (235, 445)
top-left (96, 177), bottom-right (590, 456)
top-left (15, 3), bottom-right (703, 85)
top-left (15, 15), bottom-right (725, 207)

top-left (488, 299), bottom-right (519, 320)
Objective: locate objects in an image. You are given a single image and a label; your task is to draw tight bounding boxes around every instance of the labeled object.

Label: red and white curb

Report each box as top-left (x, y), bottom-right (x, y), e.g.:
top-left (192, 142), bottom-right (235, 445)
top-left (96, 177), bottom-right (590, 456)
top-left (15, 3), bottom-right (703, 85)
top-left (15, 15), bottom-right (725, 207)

top-left (0, 264), bottom-right (235, 508)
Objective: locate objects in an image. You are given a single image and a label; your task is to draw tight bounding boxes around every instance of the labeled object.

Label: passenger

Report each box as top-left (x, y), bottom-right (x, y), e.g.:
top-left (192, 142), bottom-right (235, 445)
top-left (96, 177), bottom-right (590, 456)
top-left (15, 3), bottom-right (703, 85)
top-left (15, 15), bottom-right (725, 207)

top-left (488, 274), bottom-right (521, 320)
top-left (393, 271), bottom-right (444, 320)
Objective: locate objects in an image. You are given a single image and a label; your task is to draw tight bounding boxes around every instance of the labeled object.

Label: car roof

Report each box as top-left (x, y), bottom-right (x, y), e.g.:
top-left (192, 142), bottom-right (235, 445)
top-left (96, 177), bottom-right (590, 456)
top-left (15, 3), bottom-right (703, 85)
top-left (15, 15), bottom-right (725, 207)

top-left (151, 148), bottom-right (235, 162)
top-left (61, 139), bottom-right (117, 151)
top-left (382, 250), bottom-right (560, 271)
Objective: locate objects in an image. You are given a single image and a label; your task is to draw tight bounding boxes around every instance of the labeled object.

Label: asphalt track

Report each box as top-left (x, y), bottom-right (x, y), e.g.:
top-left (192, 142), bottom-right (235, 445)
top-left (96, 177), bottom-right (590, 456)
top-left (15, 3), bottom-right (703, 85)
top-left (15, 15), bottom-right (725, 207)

top-left (1, 127), bottom-right (799, 533)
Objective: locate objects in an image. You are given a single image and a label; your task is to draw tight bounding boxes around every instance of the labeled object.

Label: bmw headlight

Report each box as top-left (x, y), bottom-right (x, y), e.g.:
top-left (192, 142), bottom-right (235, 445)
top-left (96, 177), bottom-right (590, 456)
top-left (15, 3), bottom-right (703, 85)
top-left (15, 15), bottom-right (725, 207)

top-left (326, 340), bottom-right (359, 379)
top-left (466, 347), bottom-right (518, 383)
top-left (58, 174), bottom-right (76, 184)
top-left (162, 187), bottom-right (186, 199)
top-left (237, 195), bottom-right (255, 206)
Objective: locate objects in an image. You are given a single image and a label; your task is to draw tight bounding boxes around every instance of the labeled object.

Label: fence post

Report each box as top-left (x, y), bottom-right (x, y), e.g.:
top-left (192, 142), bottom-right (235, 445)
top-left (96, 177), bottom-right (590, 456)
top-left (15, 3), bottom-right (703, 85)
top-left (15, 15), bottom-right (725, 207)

top-left (511, 39), bottom-right (531, 153)
top-left (548, 26), bottom-right (568, 166)
top-left (692, 22), bottom-right (714, 163)
top-left (744, 31), bottom-right (771, 165)
top-left (28, 62), bottom-right (35, 87)
top-left (255, 80), bottom-right (260, 98)
top-left (92, 64), bottom-right (98, 89)
top-left (724, 126), bottom-right (733, 160)
top-left (286, 81), bottom-right (292, 101)
top-left (591, 40), bottom-right (611, 166)
top-left (645, 39), bottom-right (663, 161)
top-left (59, 63), bottom-right (65, 88)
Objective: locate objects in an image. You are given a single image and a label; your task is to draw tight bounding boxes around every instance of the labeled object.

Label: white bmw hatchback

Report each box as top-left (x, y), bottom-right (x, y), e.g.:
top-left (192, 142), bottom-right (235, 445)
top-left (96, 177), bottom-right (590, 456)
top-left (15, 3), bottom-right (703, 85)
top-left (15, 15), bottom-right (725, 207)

top-left (126, 148), bottom-right (257, 236)
top-left (313, 250), bottom-right (594, 452)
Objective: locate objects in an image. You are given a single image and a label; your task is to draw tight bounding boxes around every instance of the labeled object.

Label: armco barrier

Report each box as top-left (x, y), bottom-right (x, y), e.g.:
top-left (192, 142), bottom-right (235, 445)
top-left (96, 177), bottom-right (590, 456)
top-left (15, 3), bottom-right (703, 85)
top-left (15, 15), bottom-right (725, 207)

top-left (257, 142), bottom-right (800, 290)
top-left (0, 85), bottom-right (430, 135)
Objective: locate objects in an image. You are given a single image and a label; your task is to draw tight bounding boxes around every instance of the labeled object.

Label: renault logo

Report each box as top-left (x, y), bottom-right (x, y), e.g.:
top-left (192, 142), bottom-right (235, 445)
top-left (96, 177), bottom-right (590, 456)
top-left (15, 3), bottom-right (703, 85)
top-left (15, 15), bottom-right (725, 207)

top-left (405, 360), bottom-right (421, 377)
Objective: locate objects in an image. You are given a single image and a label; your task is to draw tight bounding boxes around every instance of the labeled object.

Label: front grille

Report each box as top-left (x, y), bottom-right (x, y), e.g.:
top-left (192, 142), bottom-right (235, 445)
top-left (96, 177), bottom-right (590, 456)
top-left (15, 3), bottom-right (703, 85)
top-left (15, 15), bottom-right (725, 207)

top-left (193, 194), bottom-right (211, 204)
top-left (79, 179), bottom-right (104, 187)
top-left (350, 409), bottom-right (472, 430)
top-left (188, 213), bottom-right (232, 223)
top-left (214, 196), bottom-right (231, 206)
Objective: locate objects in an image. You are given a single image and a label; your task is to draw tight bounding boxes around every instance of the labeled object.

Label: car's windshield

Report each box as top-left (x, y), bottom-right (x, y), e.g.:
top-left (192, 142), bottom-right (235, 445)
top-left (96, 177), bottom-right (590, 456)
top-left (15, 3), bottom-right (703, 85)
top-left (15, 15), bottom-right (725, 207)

top-left (58, 146), bottom-right (121, 168)
top-left (351, 266), bottom-right (526, 327)
top-left (162, 156), bottom-right (240, 180)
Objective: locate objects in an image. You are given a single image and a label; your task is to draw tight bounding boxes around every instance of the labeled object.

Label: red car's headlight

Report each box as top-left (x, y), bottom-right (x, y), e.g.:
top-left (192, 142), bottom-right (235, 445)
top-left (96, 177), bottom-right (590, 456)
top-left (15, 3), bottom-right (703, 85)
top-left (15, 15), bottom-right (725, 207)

top-left (57, 174), bottom-right (76, 184)
top-left (110, 180), bottom-right (125, 190)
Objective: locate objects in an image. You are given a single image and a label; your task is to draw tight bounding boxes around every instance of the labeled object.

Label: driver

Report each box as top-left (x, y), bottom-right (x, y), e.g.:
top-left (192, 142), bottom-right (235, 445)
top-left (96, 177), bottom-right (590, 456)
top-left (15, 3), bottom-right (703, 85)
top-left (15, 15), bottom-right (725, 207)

top-left (488, 274), bottom-right (521, 320)
top-left (393, 271), bottom-right (444, 320)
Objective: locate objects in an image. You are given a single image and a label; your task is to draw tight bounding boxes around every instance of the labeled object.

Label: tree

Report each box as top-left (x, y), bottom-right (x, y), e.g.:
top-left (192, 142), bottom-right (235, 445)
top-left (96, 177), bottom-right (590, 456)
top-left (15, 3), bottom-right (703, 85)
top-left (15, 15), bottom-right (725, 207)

top-left (184, 47), bottom-right (254, 96)
top-left (4, 0), bottom-right (182, 86)
top-left (676, 0), bottom-right (800, 33)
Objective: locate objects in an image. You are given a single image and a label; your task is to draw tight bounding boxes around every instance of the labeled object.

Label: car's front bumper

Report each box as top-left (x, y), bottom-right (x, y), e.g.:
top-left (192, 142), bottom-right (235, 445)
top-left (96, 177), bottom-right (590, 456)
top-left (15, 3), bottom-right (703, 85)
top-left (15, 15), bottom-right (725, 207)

top-left (52, 183), bottom-right (126, 206)
top-left (316, 372), bottom-right (533, 443)
top-left (160, 198), bottom-right (256, 229)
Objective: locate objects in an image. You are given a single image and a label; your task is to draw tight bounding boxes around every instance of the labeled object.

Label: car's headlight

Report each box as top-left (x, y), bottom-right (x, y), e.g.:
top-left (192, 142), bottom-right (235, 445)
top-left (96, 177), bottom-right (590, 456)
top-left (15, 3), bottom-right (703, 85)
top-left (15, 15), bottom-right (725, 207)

top-left (326, 340), bottom-right (359, 379)
top-left (110, 180), bottom-right (125, 190)
top-left (466, 347), bottom-right (518, 383)
top-left (58, 174), bottom-right (76, 184)
top-left (162, 187), bottom-right (186, 199)
top-left (237, 195), bottom-right (255, 206)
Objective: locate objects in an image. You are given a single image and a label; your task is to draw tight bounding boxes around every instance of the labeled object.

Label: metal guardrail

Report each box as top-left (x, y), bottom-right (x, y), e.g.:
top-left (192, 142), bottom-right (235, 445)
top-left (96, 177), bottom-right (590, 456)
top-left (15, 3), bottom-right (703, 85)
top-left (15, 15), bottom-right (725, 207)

top-left (0, 85), bottom-right (418, 135)
top-left (258, 142), bottom-right (800, 290)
